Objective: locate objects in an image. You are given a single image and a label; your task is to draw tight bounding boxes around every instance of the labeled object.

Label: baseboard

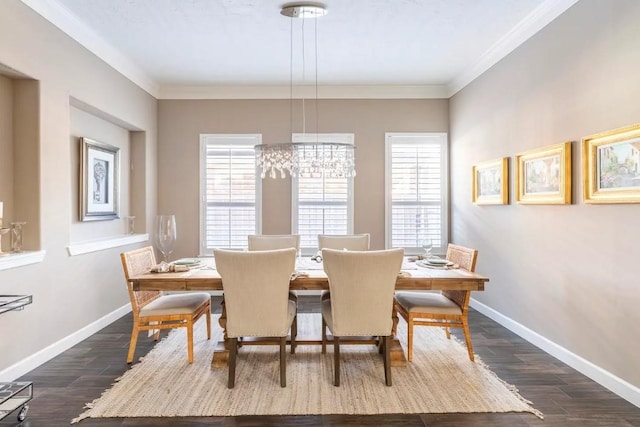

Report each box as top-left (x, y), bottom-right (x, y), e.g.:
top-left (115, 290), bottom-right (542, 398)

top-left (0, 304), bottom-right (131, 382)
top-left (470, 298), bottom-right (640, 408)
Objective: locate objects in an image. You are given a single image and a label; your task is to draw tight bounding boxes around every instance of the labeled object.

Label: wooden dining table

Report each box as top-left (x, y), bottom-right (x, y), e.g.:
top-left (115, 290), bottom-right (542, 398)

top-left (128, 257), bottom-right (489, 367)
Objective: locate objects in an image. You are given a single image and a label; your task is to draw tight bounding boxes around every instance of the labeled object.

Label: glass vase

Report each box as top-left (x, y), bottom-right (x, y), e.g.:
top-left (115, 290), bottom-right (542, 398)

top-left (0, 228), bottom-right (9, 256)
top-left (10, 222), bottom-right (26, 253)
top-left (155, 215), bottom-right (177, 262)
top-left (125, 216), bottom-right (136, 235)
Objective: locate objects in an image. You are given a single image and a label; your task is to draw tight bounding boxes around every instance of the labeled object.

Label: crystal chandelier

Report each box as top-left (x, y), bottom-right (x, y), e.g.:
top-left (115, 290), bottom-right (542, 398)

top-left (255, 3), bottom-right (356, 179)
top-left (256, 142), bottom-right (356, 179)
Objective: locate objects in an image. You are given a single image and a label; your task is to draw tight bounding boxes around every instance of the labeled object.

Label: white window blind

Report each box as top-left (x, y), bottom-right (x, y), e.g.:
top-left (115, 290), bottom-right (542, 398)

top-left (199, 134), bottom-right (261, 254)
top-left (385, 133), bottom-right (448, 255)
top-left (291, 134), bottom-right (355, 253)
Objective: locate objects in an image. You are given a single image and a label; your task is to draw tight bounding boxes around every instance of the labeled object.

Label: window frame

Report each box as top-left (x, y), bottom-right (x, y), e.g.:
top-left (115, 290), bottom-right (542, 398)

top-left (291, 133), bottom-right (355, 255)
top-left (384, 132), bottom-right (449, 255)
top-left (199, 134), bottom-right (262, 255)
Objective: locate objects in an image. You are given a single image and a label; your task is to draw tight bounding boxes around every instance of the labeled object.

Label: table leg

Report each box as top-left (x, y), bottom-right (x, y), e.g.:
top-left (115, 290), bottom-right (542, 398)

top-left (389, 338), bottom-right (407, 367)
top-left (390, 305), bottom-right (407, 367)
top-left (211, 299), bottom-right (230, 368)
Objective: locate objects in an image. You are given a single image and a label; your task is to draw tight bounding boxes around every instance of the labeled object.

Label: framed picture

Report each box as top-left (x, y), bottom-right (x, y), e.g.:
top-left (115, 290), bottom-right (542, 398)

top-left (472, 157), bottom-right (509, 205)
top-left (80, 137), bottom-right (120, 221)
top-left (582, 123), bottom-right (640, 204)
top-left (515, 142), bottom-right (571, 204)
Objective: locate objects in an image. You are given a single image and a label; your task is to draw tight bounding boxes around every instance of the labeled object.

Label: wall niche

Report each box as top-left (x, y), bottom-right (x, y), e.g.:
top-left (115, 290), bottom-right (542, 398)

top-left (0, 62), bottom-right (43, 270)
top-left (67, 98), bottom-right (148, 256)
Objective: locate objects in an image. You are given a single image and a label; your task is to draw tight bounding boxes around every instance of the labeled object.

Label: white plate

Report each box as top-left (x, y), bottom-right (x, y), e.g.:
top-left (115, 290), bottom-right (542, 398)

top-left (173, 258), bottom-right (201, 266)
top-left (425, 258), bottom-right (450, 266)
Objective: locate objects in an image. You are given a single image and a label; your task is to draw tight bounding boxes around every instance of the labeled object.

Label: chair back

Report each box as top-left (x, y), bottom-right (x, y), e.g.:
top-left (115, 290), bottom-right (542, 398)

top-left (120, 246), bottom-right (161, 316)
top-left (446, 244), bottom-right (478, 272)
top-left (318, 233), bottom-right (370, 251)
top-left (248, 234), bottom-right (300, 251)
top-left (322, 248), bottom-right (404, 336)
top-left (214, 248), bottom-right (296, 338)
top-left (443, 244), bottom-right (479, 306)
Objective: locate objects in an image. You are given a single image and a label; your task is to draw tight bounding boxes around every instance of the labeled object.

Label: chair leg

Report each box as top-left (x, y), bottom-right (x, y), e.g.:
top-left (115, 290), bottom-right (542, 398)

top-left (228, 338), bottom-right (237, 389)
top-left (462, 321), bottom-right (475, 362)
top-left (280, 336), bottom-right (287, 387)
top-left (187, 322), bottom-right (194, 363)
top-left (321, 317), bottom-right (327, 354)
top-left (333, 336), bottom-right (340, 387)
top-left (127, 325), bottom-right (139, 364)
top-left (291, 315), bottom-right (297, 354)
top-left (384, 335), bottom-right (392, 386)
top-left (205, 304), bottom-right (212, 340)
top-left (407, 317), bottom-right (414, 362)
top-left (445, 325), bottom-right (451, 339)
top-left (288, 292), bottom-right (298, 305)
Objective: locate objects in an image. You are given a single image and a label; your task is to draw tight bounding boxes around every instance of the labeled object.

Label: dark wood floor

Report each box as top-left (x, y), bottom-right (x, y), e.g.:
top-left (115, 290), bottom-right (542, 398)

top-left (3, 296), bottom-right (639, 427)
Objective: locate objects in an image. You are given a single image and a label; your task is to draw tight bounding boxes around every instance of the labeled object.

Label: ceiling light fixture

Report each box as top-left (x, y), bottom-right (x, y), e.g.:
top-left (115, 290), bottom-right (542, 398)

top-left (255, 3), bottom-right (356, 179)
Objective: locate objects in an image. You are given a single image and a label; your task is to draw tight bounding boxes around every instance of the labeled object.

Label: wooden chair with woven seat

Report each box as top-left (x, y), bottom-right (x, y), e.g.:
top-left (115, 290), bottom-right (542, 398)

top-left (214, 248), bottom-right (297, 388)
top-left (321, 248), bottom-right (404, 386)
top-left (120, 246), bottom-right (211, 364)
top-left (394, 244), bottom-right (478, 362)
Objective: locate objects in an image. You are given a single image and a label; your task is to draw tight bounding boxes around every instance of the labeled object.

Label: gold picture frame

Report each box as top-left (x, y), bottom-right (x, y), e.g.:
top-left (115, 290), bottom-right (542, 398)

top-left (515, 142), bottom-right (571, 204)
top-left (582, 123), bottom-right (640, 204)
top-left (472, 157), bottom-right (509, 205)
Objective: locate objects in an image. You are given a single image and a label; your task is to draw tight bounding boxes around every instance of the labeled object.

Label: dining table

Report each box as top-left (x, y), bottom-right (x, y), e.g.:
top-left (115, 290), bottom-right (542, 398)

top-left (128, 257), bottom-right (489, 367)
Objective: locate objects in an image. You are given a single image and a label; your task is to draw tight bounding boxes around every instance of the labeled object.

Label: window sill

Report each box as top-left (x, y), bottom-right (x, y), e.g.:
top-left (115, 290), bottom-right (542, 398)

top-left (67, 234), bottom-right (149, 256)
top-left (0, 250), bottom-right (46, 271)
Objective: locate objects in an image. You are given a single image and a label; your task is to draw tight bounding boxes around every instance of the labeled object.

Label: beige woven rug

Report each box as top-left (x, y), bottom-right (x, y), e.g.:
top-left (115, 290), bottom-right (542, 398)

top-left (73, 314), bottom-right (542, 422)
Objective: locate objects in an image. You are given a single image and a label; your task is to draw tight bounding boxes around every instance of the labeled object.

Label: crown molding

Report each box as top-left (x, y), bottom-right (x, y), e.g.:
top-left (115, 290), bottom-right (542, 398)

top-left (447, 0), bottom-right (580, 97)
top-left (0, 63), bottom-right (30, 79)
top-left (158, 84), bottom-right (449, 100)
top-left (23, 0), bottom-right (578, 101)
top-left (20, 0), bottom-right (159, 97)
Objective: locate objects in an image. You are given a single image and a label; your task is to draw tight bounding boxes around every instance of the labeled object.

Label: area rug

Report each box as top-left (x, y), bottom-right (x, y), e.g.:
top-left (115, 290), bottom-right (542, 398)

top-left (72, 314), bottom-right (542, 423)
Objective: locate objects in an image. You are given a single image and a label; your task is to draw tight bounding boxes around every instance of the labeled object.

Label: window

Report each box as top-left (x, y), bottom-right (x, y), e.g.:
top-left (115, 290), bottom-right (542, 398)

top-left (385, 133), bottom-right (448, 255)
top-left (199, 134), bottom-right (261, 254)
top-left (291, 133), bottom-right (355, 254)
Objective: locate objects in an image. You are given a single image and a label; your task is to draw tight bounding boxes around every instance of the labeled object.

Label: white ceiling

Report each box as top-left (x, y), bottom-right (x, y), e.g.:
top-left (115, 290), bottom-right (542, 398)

top-left (22, 0), bottom-right (579, 99)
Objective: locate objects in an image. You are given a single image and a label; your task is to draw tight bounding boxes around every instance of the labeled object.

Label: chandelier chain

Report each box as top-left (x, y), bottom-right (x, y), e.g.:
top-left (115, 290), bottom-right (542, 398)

top-left (255, 3), bottom-right (356, 179)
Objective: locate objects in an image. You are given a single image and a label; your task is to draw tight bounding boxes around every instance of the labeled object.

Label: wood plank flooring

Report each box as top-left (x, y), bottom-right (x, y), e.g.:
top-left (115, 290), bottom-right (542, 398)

top-left (3, 296), bottom-right (639, 426)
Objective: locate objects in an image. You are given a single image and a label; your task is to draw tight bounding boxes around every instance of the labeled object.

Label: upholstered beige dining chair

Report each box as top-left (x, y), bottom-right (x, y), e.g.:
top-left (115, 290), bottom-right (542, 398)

top-left (317, 233), bottom-right (371, 301)
top-left (394, 244), bottom-right (478, 362)
top-left (318, 233), bottom-right (370, 251)
top-left (321, 248), bottom-right (404, 386)
top-left (248, 234), bottom-right (300, 304)
top-left (214, 248), bottom-right (297, 388)
top-left (248, 234), bottom-right (300, 252)
top-left (120, 246), bottom-right (211, 364)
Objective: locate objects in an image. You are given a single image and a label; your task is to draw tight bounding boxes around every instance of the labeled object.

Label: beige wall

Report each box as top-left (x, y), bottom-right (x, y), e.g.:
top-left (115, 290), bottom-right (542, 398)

top-left (158, 99), bottom-right (448, 257)
top-left (0, 1), bottom-right (157, 372)
top-left (450, 0), bottom-right (640, 388)
top-left (0, 75), bottom-right (13, 225)
top-left (69, 106), bottom-right (131, 241)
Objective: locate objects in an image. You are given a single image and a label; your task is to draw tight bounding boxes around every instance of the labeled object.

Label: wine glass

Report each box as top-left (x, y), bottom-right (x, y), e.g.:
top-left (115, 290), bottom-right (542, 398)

top-left (421, 239), bottom-right (433, 260)
top-left (156, 215), bottom-right (177, 263)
